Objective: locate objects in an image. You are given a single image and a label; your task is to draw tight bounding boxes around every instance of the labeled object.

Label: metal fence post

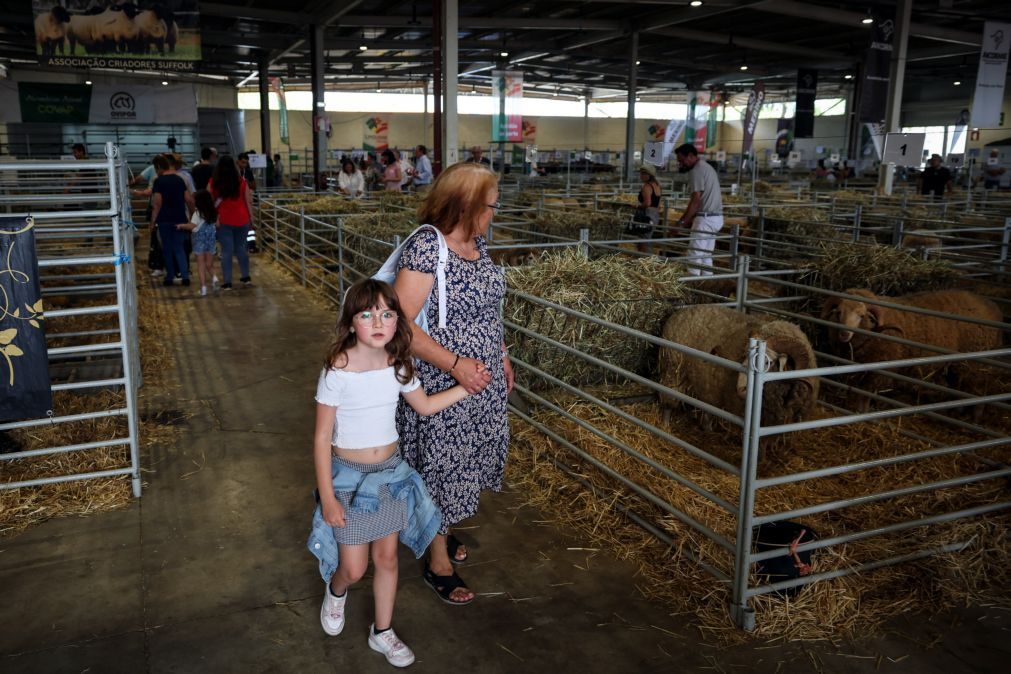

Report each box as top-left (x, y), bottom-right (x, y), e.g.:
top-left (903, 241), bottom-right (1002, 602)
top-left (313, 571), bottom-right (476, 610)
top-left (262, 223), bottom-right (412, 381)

top-left (729, 224), bottom-right (740, 272)
top-left (730, 337), bottom-right (766, 632)
top-left (579, 228), bottom-right (589, 258)
top-left (756, 208), bottom-right (765, 261)
top-left (735, 255), bottom-right (750, 312)
top-left (892, 218), bottom-right (904, 247)
top-left (338, 216), bottom-right (346, 299)
top-left (272, 202), bottom-right (279, 262)
top-left (1000, 216), bottom-right (1011, 274)
top-left (852, 204), bottom-right (862, 243)
top-left (299, 206), bottom-right (307, 287)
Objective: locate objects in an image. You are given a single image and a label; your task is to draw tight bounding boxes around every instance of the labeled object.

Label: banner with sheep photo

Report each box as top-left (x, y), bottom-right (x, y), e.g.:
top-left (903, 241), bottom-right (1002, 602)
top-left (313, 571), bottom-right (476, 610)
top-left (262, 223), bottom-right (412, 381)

top-left (33, 0), bottom-right (200, 71)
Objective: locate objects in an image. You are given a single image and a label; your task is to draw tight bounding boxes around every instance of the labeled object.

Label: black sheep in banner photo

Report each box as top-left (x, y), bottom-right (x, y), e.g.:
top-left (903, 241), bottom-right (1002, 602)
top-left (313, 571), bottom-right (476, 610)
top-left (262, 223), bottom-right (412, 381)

top-left (33, 6), bottom-right (71, 58)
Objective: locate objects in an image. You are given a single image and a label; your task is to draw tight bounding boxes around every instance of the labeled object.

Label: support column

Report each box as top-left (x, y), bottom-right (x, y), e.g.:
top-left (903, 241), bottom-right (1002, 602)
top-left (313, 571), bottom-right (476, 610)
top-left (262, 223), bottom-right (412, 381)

top-left (258, 56), bottom-right (271, 168)
top-left (583, 89), bottom-right (590, 151)
top-left (433, 3), bottom-right (442, 175)
top-left (423, 77), bottom-right (430, 150)
top-left (443, 0), bottom-right (459, 167)
top-left (624, 30), bottom-right (639, 180)
top-left (885, 0), bottom-right (912, 132)
top-left (309, 24), bottom-right (326, 189)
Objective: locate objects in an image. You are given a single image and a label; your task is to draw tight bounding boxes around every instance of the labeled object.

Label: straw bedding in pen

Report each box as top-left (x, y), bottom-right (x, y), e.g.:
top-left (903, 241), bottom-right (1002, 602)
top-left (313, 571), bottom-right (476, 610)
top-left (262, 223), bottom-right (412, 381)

top-left (504, 250), bottom-right (687, 388)
top-left (801, 242), bottom-right (962, 296)
top-left (507, 391), bottom-right (1011, 644)
top-left (530, 210), bottom-right (626, 242)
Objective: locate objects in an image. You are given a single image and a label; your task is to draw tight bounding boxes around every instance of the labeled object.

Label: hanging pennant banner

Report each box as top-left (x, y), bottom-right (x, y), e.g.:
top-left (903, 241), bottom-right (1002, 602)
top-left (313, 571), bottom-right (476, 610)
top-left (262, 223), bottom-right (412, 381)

top-left (859, 15), bottom-right (895, 124)
top-left (364, 116), bottom-right (389, 152)
top-left (741, 82), bottom-right (765, 156)
top-left (521, 118), bottom-right (537, 143)
top-left (705, 94), bottom-right (720, 149)
top-left (795, 69), bottom-right (817, 138)
top-left (269, 77), bottom-right (290, 145)
top-left (664, 118), bottom-right (687, 146)
top-left (32, 1), bottom-right (201, 72)
top-left (971, 22), bottom-right (1011, 129)
top-left (0, 217), bottom-right (51, 423)
top-left (685, 91), bottom-right (710, 152)
top-left (492, 71), bottom-right (523, 142)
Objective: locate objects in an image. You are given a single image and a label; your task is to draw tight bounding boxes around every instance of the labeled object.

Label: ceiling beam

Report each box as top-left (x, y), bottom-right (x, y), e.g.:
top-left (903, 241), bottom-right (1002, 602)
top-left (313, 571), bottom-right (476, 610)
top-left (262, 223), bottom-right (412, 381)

top-left (336, 15), bottom-right (620, 30)
top-left (200, 3), bottom-right (304, 25)
top-left (752, 0), bottom-right (982, 46)
top-left (649, 26), bottom-right (850, 61)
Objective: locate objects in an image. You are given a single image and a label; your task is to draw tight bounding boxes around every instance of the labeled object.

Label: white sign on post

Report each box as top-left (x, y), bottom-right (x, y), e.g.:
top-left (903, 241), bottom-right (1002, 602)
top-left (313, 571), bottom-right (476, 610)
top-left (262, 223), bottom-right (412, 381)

top-left (987, 155), bottom-right (1000, 166)
top-left (715, 150), bottom-right (727, 162)
top-left (643, 142), bottom-right (665, 167)
top-left (247, 153), bottom-right (267, 169)
top-left (830, 152), bottom-right (841, 163)
top-left (881, 132), bottom-right (926, 167)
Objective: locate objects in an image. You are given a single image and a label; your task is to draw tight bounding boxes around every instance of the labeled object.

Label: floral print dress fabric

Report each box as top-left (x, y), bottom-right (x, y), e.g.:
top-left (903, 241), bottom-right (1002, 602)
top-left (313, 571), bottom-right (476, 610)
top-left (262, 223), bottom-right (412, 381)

top-left (396, 230), bottom-right (509, 533)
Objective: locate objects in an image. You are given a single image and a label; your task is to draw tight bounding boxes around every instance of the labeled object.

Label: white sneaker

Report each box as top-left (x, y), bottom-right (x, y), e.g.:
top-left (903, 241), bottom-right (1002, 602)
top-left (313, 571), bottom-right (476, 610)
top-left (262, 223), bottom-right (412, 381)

top-left (320, 585), bottom-right (347, 636)
top-left (200, 286), bottom-right (207, 296)
top-left (212, 275), bottom-right (219, 289)
top-left (368, 625), bottom-right (415, 668)
top-left (150, 269), bottom-right (165, 277)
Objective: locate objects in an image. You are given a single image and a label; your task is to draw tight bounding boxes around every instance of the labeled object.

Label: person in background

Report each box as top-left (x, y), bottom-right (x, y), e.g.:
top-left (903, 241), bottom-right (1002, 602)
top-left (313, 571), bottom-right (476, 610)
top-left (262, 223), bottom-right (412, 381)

top-left (673, 143), bottom-right (723, 276)
top-left (168, 153), bottom-right (196, 276)
top-left (398, 151), bottom-right (414, 192)
top-left (238, 152), bottom-right (257, 192)
top-left (338, 159), bottom-right (365, 198)
top-left (71, 143), bottom-right (86, 160)
top-left (412, 145), bottom-right (433, 192)
top-left (635, 163), bottom-right (662, 253)
top-left (176, 189), bottom-right (218, 297)
top-left (918, 154), bottom-right (953, 198)
top-left (192, 147), bottom-right (216, 191)
top-left (466, 146), bottom-right (490, 167)
top-left (133, 154), bottom-right (166, 277)
top-left (150, 154), bottom-right (191, 288)
top-left (393, 163), bottom-right (513, 606)
top-left (208, 156), bottom-right (254, 290)
top-left (381, 150), bottom-right (402, 192)
top-left (982, 149), bottom-right (1006, 190)
top-left (272, 153), bottom-right (285, 188)
top-left (812, 159), bottom-right (836, 182)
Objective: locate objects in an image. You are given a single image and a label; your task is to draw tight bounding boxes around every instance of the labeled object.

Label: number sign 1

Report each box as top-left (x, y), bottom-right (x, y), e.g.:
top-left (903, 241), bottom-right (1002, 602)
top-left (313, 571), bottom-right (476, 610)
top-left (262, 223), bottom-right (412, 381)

top-left (881, 133), bottom-right (926, 167)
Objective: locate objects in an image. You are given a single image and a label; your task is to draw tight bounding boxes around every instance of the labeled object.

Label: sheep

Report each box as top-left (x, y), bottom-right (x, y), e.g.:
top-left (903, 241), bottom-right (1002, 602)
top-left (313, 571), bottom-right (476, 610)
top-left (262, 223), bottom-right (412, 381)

top-left (658, 305), bottom-right (820, 431)
top-left (899, 230), bottom-right (942, 258)
top-left (167, 18), bottom-right (178, 53)
top-left (820, 288), bottom-right (1003, 404)
top-left (132, 5), bottom-right (173, 55)
top-left (66, 7), bottom-right (110, 55)
top-left (34, 6), bottom-right (71, 58)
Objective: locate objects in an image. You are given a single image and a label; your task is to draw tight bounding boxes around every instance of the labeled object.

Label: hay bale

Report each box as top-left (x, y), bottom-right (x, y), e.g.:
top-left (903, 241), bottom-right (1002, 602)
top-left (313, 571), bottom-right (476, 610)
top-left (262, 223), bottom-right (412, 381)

top-left (802, 242), bottom-right (962, 296)
top-left (531, 210), bottom-right (625, 241)
top-left (505, 250), bottom-right (687, 387)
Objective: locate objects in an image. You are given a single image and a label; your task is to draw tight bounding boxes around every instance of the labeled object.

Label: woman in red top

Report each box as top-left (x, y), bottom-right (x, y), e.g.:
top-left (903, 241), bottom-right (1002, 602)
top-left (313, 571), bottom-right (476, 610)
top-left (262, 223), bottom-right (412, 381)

top-left (208, 156), bottom-right (255, 290)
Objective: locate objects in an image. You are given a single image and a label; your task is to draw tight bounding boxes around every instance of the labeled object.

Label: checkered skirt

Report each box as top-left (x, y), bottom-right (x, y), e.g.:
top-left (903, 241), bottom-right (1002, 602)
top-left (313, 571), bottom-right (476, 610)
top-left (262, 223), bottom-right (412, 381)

top-left (331, 453), bottom-right (408, 546)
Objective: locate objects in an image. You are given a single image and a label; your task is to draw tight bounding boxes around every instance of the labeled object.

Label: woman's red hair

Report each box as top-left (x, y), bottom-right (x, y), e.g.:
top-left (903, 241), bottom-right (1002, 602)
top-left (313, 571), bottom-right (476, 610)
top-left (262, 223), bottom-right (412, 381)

top-left (417, 162), bottom-right (498, 238)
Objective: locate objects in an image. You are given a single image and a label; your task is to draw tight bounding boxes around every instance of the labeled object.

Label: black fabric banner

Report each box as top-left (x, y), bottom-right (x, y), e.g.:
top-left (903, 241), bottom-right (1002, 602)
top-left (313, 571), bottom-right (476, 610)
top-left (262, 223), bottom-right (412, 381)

top-left (795, 69), bottom-right (817, 138)
top-left (0, 216), bottom-right (52, 423)
top-left (776, 118), bottom-right (793, 158)
top-left (742, 82), bottom-right (765, 156)
top-left (859, 15), bottom-right (895, 124)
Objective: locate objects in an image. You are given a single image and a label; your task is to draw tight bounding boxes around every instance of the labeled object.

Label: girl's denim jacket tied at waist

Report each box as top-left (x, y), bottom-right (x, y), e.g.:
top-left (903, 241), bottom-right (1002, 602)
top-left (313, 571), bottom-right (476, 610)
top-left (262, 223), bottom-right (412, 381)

top-left (307, 457), bottom-right (441, 583)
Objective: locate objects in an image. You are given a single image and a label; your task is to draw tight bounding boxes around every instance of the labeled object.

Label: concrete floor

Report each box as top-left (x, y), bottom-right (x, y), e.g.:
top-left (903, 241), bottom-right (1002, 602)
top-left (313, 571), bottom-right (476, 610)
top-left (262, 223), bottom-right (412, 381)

top-left (2, 261), bottom-right (1009, 673)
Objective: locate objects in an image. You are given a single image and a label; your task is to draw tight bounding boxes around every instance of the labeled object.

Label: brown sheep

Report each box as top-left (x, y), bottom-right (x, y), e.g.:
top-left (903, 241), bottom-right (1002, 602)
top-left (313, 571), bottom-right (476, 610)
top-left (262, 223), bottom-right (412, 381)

top-left (34, 6), bottom-right (70, 58)
top-left (658, 305), bottom-right (820, 431)
top-left (820, 288), bottom-right (1003, 402)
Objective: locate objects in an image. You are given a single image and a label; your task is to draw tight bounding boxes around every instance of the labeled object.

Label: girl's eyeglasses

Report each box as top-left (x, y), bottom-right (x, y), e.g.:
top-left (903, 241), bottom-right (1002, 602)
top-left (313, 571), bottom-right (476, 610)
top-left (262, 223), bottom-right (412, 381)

top-left (354, 310), bottom-right (398, 324)
top-left (487, 201), bottom-right (501, 211)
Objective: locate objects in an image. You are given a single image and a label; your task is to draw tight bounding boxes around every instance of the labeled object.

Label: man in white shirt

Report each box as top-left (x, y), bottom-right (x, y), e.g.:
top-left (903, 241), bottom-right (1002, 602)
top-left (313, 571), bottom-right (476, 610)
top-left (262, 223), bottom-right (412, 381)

top-left (412, 145), bottom-right (433, 192)
top-left (673, 143), bottom-right (723, 276)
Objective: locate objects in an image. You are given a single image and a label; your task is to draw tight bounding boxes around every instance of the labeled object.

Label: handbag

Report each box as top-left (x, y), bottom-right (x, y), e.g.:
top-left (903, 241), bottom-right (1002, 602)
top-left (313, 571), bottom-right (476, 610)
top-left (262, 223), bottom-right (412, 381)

top-left (625, 206), bottom-right (653, 237)
top-left (371, 224), bottom-right (448, 333)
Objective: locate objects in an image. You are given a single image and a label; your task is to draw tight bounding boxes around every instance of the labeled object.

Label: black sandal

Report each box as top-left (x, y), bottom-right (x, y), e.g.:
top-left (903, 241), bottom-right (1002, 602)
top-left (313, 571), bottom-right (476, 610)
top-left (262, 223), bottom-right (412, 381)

top-left (423, 564), bottom-right (474, 606)
top-left (447, 533), bottom-right (469, 565)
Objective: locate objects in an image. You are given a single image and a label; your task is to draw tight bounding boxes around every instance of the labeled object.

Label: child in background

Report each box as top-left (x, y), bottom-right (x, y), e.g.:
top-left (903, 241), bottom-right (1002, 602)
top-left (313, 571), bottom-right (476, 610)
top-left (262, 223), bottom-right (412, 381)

top-left (307, 279), bottom-right (471, 668)
top-left (176, 189), bottom-right (218, 296)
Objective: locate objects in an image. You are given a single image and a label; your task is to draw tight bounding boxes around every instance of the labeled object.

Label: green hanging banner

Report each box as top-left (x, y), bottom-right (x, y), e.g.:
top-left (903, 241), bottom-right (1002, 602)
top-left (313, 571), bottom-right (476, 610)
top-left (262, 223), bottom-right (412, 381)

top-left (269, 77), bottom-right (289, 145)
top-left (18, 82), bottom-right (91, 123)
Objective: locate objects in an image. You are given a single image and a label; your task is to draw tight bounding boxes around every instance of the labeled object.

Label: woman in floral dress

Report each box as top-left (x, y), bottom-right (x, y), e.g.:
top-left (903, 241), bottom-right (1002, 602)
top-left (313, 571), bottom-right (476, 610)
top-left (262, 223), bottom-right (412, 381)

top-left (394, 163), bottom-right (513, 605)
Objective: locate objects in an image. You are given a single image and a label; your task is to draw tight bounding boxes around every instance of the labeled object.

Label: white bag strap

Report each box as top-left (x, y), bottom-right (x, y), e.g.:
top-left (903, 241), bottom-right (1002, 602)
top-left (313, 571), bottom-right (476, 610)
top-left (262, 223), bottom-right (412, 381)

top-left (394, 224), bottom-right (447, 329)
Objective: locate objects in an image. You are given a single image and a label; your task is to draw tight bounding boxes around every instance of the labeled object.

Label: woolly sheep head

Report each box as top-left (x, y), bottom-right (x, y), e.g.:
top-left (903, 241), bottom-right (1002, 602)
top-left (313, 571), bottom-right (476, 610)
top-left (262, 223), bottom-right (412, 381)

top-left (821, 289), bottom-right (883, 344)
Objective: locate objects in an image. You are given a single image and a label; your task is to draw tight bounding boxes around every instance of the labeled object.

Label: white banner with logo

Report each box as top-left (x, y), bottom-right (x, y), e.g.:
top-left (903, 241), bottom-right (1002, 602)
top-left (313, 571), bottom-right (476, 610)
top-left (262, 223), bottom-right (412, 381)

top-left (971, 22), bottom-right (1011, 129)
top-left (88, 84), bottom-right (198, 124)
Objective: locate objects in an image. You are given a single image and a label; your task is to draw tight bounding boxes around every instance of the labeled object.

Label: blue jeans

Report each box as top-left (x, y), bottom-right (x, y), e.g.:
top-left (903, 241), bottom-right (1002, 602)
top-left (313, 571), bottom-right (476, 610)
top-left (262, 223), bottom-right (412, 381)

top-left (218, 225), bottom-right (250, 283)
top-left (157, 223), bottom-right (188, 281)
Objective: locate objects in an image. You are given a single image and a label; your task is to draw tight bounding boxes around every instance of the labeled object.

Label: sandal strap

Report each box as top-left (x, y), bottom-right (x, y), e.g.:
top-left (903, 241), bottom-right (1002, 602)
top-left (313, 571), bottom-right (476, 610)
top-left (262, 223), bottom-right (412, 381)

top-left (424, 566), bottom-right (468, 591)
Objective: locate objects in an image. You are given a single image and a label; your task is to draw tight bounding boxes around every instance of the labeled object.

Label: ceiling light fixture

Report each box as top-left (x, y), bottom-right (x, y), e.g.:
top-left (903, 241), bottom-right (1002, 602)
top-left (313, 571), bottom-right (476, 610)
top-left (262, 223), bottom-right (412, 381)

top-left (359, 44), bottom-right (368, 51)
top-left (500, 51), bottom-right (509, 57)
top-left (85, 79), bottom-right (92, 85)
top-left (739, 64), bottom-right (748, 71)
top-left (635, 60), bottom-right (641, 65)
top-left (690, 1), bottom-right (703, 6)
top-left (161, 80), bottom-right (168, 85)
top-left (844, 74), bottom-right (853, 80)
top-left (861, 10), bottom-right (874, 25)
top-left (953, 80), bottom-right (961, 85)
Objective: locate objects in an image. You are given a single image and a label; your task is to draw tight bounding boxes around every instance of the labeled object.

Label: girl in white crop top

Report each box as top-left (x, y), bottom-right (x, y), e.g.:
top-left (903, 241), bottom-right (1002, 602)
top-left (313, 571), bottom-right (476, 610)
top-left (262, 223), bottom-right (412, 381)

top-left (311, 279), bottom-right (472, 662)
